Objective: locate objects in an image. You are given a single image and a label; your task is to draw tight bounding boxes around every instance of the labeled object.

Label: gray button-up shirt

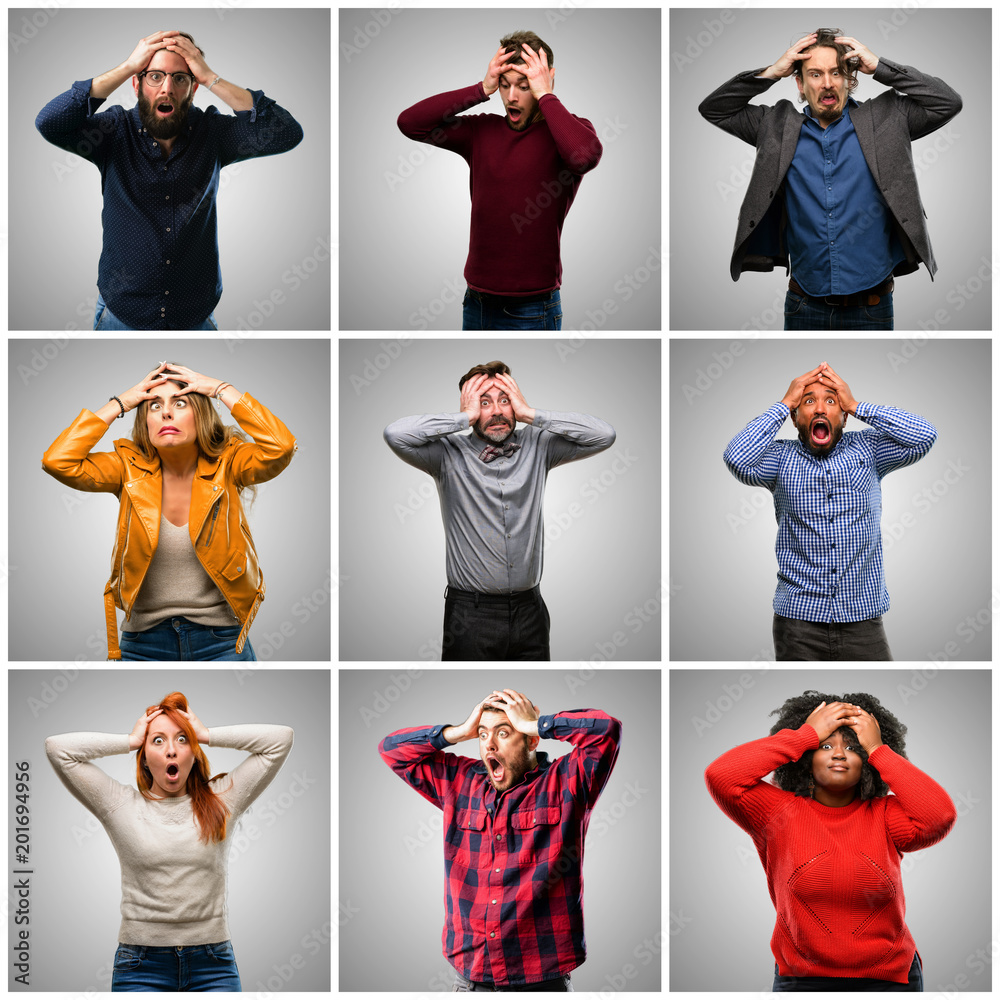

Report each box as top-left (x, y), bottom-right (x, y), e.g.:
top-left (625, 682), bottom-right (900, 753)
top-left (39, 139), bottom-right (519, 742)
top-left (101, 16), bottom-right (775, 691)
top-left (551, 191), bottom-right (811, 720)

top-left (384, 410), bottom-right (616, 593)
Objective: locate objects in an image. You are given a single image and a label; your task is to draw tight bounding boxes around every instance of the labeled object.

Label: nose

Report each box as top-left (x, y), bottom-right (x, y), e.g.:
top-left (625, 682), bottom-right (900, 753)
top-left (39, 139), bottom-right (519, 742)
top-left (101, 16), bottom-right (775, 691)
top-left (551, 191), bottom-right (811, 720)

top-left (831, 746), bottom-right (846, 760)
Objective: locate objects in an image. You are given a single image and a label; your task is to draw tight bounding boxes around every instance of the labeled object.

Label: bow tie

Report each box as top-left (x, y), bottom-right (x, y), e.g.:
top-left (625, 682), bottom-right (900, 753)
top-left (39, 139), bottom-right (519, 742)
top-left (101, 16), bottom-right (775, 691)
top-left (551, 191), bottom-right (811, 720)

top-left (479, 441), bottom-right (521, 464)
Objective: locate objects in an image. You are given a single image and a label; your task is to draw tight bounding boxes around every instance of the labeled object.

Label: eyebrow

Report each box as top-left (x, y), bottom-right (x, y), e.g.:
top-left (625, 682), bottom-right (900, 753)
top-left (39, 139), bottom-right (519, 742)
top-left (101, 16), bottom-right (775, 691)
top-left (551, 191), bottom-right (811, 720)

top-left (477, 721), bottom-right (511, 732)
top-left (499, 74), bottom-right (528, 84)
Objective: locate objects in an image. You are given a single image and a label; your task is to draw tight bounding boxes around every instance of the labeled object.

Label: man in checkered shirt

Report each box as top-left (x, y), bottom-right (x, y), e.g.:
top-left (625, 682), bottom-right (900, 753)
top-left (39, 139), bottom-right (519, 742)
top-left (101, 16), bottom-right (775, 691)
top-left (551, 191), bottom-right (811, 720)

top-left (724, 362), bottom-right (936, 660)
top-left (379, 689), bottom-right (621, 990)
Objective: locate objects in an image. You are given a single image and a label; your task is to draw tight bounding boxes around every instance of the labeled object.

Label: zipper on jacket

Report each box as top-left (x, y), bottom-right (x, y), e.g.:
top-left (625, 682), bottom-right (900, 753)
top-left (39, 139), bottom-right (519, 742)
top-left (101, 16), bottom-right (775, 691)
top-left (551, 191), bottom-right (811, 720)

top-left (116, 503), bottom-right (133, 609)
top-left (203, 498), bottom-right (222, 546)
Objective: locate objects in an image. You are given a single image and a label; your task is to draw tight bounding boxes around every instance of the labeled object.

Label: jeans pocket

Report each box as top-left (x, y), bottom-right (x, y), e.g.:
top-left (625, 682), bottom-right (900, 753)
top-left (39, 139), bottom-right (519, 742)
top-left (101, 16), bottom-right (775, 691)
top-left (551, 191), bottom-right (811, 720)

top-left (95, 307), bottom-right (108, 331)
top-left (114, 945), bottom-right (144, 970)
top-left (209, 626), bottom-right (240, 639)
top-left (783, 292), bottom-right (807, 317)
top-left (206, 940), bottom-right (235, 962)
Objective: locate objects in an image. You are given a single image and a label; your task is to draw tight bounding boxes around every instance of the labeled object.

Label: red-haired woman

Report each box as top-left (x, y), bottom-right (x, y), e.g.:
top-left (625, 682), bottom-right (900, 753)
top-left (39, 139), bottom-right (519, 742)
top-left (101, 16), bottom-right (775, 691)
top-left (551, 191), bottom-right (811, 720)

top-left (42, 361), bottom-right (296, 661)
top-left (45, 691), bottom-right (294, 991)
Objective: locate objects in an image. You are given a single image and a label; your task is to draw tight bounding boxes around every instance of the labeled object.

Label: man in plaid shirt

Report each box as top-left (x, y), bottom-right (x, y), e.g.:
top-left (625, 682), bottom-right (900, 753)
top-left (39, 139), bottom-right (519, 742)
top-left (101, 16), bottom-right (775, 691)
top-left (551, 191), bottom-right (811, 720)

top-left (724, 362), bottom-right (936, 660)
top-left (379, 689), bottom-right (621, 990)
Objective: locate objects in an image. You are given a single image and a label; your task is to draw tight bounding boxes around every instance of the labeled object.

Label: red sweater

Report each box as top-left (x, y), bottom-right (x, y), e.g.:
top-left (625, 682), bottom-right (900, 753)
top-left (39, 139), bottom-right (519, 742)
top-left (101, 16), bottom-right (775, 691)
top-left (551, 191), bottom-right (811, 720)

top-left (397, 83), bottom-right (602, 296)
top-left (705, 725), bottom-right (955, 983)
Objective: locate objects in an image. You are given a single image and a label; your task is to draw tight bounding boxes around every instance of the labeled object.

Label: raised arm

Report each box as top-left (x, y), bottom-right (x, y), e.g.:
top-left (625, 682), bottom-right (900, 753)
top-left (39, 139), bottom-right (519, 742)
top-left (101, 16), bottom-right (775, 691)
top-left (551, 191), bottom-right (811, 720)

top-left (205, 723), bottom-right (294, 815)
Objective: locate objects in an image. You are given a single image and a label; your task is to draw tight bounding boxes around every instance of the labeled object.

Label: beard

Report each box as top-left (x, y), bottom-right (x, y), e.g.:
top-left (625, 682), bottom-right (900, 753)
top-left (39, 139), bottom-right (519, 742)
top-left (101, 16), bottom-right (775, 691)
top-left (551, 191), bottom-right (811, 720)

top-left (473, 418), bottom-right (514, 443)
top-left (797, 416), bottom-right (845, 456)
top-left (483, 740), bottom-right (534, 792)
top-left (137, 89), bottom-right (193, 140)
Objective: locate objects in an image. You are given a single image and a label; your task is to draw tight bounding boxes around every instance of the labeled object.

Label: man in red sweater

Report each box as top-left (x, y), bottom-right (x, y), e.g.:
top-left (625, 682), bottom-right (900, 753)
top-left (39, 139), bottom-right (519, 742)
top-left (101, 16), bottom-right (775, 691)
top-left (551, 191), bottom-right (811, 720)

top-left (397, 31), bottom-right (603, 330)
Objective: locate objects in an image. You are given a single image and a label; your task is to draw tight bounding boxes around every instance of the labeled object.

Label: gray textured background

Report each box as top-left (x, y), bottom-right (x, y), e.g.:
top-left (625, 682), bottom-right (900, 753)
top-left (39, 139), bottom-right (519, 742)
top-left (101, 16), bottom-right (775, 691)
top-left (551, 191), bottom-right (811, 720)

top-left (670, 7), bottom-right (989, 330)
top-left (340, 338), bottom-right (661, 661)
top-left (9, 668), bottom-right (330, 992)
top-left (339, 7), bottom-right (661, 331)
top-left (670, 668), bottom-right (990, 992)
top-left (11, 7), bottom-right (331, 331)
top-left (341, 668), bottom-right (660, 991)
top-left (10, 338), bottom-right (331, 661)
top-left (670, 338), bottom-right (991, 661)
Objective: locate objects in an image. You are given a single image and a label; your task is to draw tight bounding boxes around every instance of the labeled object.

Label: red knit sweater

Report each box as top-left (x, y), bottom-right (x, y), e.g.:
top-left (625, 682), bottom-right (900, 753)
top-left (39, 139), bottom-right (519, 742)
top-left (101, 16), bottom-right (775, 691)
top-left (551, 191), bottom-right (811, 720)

top-left (705, 725), bottom-right (956, 983)
top-left (397, 83), bottom-right (602, 296)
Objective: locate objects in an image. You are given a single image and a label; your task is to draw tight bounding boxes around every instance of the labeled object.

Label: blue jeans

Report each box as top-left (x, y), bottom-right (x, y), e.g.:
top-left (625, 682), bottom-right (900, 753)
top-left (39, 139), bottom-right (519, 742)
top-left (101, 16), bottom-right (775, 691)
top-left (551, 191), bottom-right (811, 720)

top-left (120, 618), bottom-right (257, 661)
top-left (462, 288), bottom-right (562, 330)
top-left (783, 289), bottom-right (893, 330)
top-left (112, 940), bottom-right (241, 991)
top-left (772, 614), bottom-right (893, 661)
top-left (453, 972), bottom-right (573, 991)
top-left (94, 292), bottom-right (218, 331)
top-left (772, 952), bottom-right (922, 991)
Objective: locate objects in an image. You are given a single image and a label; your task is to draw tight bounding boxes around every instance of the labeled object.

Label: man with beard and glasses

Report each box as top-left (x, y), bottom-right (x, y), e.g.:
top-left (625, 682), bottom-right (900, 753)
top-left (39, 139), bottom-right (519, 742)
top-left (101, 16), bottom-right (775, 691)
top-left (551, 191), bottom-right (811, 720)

top-left (383, 361), bottom-right (615, 660)
top-left (379, 689), bottom-right (621, 991)
top-left (700, 28), bottom-right (962, 330)
top-left (723, 362), bottom-right (937, 660)
top-left (36, 30), bottom-right (303, 330)
top-left (397, 31), bottom-right (602, 330)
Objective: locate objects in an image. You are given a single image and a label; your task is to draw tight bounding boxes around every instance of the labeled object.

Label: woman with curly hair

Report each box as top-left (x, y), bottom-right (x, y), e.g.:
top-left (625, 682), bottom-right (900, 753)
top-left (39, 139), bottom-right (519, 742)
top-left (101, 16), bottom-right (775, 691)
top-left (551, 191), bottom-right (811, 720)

top-left (705, 690), bottom-right (955, 992)
top-left (42, 361), bottom-right (296, 660)
top-left (45, 691), bottom-right (294, 991)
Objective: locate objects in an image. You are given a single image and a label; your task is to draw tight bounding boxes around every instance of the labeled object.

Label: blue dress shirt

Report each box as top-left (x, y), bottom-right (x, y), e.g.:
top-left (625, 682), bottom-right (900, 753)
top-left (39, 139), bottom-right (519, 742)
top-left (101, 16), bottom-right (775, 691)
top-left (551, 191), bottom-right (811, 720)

top-left (36, 80), bottom-right (303, 329)
top-left (724, 401), bottom-right (936, 623)
top-left (785, 99), bottom-right (905, 296)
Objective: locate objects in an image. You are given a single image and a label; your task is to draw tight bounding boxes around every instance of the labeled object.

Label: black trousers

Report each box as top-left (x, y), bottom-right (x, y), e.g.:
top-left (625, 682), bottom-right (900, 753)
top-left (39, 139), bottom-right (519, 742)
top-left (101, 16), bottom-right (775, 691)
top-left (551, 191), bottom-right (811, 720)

top-left (773, 614), bottom-right (894, 661)
top-left (773, 952), bottom-right (922, 991)
top-left (441, 586), bottom-right (550, 661)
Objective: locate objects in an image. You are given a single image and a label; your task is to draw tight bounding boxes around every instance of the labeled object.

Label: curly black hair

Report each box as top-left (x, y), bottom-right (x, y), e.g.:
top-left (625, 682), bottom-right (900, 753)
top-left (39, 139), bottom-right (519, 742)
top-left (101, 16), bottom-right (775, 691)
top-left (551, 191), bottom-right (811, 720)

top-left (768, 691), bottom-right (908, 800)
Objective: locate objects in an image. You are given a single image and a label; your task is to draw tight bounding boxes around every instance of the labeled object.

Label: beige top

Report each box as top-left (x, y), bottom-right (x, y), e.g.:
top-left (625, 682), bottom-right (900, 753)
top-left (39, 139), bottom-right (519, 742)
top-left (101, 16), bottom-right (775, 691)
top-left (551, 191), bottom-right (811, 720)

top-left (45, 726), bottom-right (294, 946)
top-left (127, 516), bottom-right (236, 633)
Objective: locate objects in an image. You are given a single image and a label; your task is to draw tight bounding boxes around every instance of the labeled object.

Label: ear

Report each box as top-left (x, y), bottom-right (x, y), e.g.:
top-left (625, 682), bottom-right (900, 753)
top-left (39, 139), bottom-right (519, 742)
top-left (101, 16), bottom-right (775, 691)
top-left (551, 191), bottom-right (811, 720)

top-left (132, 75), bottom-right (141, 98)
top-left (795, 74), bottom-right (804, 99)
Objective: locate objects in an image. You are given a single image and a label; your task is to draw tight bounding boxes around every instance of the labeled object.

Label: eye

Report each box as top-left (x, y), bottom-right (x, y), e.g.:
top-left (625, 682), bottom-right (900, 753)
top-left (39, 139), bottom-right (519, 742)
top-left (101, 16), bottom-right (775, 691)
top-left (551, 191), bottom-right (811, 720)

top-left (152, 736), bottom-right (163, 744)
top-left (150, 402), bottom-right (161, 410)
top-left (175, 399), bottom-right (187, 407)
top-left (177, 735), bottom-right (187, 742)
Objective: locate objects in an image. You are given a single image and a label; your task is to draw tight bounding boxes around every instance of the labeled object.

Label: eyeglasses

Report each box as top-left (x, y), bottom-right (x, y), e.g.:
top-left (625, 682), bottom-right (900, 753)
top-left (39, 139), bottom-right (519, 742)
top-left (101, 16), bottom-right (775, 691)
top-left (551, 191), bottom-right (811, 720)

top-left (139, 71), bottom-right (193, 88)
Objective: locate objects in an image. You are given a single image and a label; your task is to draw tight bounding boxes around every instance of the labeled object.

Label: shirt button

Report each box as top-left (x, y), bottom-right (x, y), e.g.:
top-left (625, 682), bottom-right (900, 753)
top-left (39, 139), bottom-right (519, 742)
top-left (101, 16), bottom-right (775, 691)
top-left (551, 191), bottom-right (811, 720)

top-left (506, 534), bottom-right (511, 539)
top-left (492, 899), bottom-right (497, 904)
top-left (165, 195), bottom-right (170, 200)
top-left (166, 260), bottom-right (170, 265)
top-left (495, 868), bottom-right (501, 873)
top-left (165, 290), bottom-right (169, 295)
top-left (495, 834), bottom-right (501, 841)
top-left (490, 932), bottom-right (496, 939)
top-left (166, 227), bottom-right (171, 232)
top-left (504, 504), bottom-right (509, 510)
top-left (153, 141), bottom-right (158, 146)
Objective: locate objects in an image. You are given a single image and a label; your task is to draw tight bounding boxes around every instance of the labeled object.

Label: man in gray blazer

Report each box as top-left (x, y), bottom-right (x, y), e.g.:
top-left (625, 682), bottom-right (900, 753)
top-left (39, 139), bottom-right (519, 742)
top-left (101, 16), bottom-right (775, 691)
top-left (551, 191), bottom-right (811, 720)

top-left (700, 29), bottom-right (962, 330)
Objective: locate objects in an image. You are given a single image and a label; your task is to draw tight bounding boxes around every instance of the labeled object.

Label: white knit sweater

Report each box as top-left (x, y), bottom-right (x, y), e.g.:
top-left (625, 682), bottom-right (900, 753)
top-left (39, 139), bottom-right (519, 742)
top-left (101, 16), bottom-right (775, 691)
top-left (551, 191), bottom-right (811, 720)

top-left (45, 724), bottom-right (293, 946)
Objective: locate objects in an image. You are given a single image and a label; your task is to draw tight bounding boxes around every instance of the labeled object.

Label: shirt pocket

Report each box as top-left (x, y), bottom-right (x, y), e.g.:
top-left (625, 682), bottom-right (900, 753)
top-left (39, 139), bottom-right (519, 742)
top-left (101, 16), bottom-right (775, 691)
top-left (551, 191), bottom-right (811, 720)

top-left (511, 805), bottom-right (564, 867)
top-left (848, 459), bottom-right (874, 492)
top-left (445, 810), bottom-right (491, 869)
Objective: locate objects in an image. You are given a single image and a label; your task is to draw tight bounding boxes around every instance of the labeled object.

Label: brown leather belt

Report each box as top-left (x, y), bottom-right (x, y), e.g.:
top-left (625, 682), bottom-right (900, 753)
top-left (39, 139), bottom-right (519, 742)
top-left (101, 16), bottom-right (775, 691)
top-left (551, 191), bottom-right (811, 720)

top-left (789, 276), bottom-right (894, 307)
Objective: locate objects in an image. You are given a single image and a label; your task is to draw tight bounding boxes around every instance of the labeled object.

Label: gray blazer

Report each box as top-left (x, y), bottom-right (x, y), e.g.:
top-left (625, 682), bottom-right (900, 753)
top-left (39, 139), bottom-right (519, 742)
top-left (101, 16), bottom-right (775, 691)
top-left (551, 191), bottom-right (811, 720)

top-left (699, 58), bottom-right (962, 282)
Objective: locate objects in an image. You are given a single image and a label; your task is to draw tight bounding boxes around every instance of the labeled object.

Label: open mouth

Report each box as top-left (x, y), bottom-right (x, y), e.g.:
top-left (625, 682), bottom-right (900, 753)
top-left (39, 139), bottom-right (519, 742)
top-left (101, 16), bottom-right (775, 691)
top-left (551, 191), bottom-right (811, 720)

top-left (508, 108), bottom-right (522, 122)
top-left (820, 94), bottom-right (837, 107)
top-left (156, 103), bottom-right (175, 117)
top-left (166, 763), bottom-right (180, 779)
top-left (486, 755), bottom-right (505, 783)
top-left (810, 418), bottom-right (831, 447)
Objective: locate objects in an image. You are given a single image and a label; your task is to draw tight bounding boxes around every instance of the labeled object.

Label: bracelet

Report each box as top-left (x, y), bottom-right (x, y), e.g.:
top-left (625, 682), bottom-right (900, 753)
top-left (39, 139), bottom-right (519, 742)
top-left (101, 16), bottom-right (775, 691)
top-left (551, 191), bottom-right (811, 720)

top-left (214, 382), bottom-right (231, 400)
top-left (109, 395), bottom-right (126, 418)
top-left (208, 75), bottom-right (221, 91)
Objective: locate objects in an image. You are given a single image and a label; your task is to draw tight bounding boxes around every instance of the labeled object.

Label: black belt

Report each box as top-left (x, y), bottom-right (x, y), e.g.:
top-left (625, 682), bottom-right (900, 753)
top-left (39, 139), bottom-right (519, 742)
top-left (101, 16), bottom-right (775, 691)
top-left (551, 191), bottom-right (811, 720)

top-left (445, 585), bottom-right (540, 607)
top-left (466, 288), bottom-right (556, 305)
top-left (789, 276), bottom-right (893, 307)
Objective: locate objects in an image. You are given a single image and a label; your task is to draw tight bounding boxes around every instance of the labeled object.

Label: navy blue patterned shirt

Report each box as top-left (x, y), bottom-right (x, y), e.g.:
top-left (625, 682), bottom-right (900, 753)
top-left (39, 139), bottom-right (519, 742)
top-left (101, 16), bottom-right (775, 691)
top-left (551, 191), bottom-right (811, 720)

top-left (723, 401), bottom-right (936, 622)
top-left (36, 80), bottom-right (303, 329)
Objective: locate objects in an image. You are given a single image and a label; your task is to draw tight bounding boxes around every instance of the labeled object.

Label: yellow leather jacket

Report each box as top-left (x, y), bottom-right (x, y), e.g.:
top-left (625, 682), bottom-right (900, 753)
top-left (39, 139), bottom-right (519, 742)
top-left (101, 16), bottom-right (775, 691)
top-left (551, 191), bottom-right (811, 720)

top-left (42, 393), bottom-right (296, 660)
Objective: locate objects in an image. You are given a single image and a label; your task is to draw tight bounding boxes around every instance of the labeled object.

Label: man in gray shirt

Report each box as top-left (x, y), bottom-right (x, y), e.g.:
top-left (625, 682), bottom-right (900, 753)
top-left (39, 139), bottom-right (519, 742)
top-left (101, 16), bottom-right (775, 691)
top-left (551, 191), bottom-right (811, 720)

top-left (384, 360), bottom-right (615, 660)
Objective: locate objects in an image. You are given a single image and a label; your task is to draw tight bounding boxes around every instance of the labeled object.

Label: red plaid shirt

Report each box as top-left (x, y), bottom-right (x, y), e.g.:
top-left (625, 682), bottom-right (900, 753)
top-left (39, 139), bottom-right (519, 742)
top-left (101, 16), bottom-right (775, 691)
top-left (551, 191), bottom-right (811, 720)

top-left (379, 710), bottom-right (621, 985)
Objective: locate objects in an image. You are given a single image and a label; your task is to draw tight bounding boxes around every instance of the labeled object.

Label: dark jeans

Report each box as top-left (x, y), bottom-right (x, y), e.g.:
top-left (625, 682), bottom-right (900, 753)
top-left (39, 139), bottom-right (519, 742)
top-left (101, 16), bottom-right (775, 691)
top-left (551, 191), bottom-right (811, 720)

top-left (453, 973), bottom-right (573, 991)
top-left (462, 288), bottom-right (562, 330)
top-left (112, 941), bottom-right (241, 991)
top-left (784, 289), bottom-right (893, 330)
top-left (773, 952), bottom-right (922, 991)
top-left (120, 617), bottom-right (257, 661)
top-left (441, 586), bottom-right (550, 661)
top-left (772, 614), bottom-right (893, 661)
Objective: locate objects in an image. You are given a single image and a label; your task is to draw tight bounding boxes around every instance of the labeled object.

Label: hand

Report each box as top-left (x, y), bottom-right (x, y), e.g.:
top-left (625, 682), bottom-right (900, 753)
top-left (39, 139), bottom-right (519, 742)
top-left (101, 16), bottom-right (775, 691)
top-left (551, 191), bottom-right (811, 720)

top-left (118, 362), bottom-right (174, 412)
top-left (834, 36), bottom-right (879, 74)
top-left (514, 43), bottom-right (555, 100)
top-left (803, 700), bottom-right (861, 743)
top-left (160, 32), bottom-right (215, 88)
top-left (845, 706), bottom-right (883, 754)
top-left (762, 33), bottom-right (818, 79)
top-left (161, 363), bottom-right (223, 399)
top-left (460, 372), bottom-right (494, 426)
top-left (488, 689), bottom-right (540, 735)
top-left (815, 362), bottom-right (858, 416)
top-left (492, 372), bottom-right (535, 424)
top-left (482, 44), bottom-right (517, 97)
top-left (123, 30), bottom-right (182, 75)
top-left (128, 707), bottom-right (164, 750)
top-left (177, 707), bottom-right (210, 745)
top-left (443, 697), bottom-right (495, 744)
top-left (780, 364), bottom-right (827, 412)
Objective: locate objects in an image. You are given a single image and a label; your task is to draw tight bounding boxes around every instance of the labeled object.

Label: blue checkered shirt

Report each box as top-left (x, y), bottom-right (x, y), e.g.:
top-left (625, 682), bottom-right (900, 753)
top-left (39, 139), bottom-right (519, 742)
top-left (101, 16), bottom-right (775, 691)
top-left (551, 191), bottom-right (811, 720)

top-left (723, 401), bottom-right (937, 622)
